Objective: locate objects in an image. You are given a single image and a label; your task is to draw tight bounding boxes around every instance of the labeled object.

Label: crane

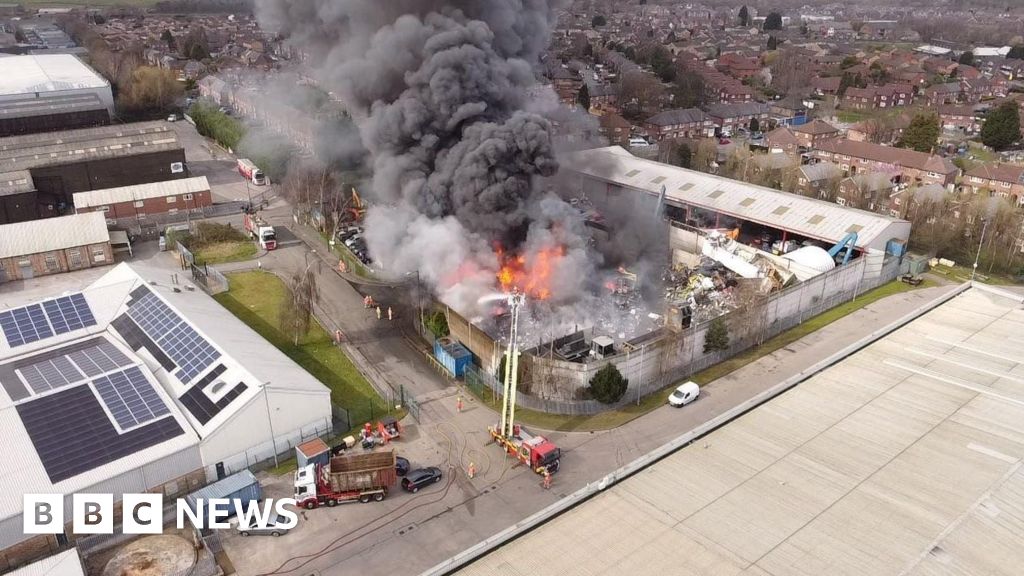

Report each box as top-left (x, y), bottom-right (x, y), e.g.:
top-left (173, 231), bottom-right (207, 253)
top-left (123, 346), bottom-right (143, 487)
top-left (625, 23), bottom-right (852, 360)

top-left (488, 291), bottom-right (562, 474)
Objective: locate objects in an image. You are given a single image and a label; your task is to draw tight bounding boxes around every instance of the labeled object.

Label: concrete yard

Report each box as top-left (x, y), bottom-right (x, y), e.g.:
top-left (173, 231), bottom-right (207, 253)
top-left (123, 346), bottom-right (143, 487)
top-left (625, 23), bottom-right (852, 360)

top-left (459, 286), bottom-right (1024, 576)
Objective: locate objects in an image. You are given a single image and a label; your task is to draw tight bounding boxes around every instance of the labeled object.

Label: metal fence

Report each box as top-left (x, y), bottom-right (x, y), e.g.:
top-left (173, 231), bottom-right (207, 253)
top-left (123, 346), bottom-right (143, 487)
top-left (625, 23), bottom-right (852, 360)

top-left (460, 255), bottom-right (904, 415)
top-left (111, 202), bottom-right (247, 238)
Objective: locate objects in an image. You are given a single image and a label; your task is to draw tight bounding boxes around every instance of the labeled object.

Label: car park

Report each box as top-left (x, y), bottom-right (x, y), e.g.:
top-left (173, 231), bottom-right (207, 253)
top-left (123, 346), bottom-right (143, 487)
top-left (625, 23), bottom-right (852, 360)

top-left (668, 381), bottom-right (700, 407)
top-left (401, 467), bottom-right (443, 493)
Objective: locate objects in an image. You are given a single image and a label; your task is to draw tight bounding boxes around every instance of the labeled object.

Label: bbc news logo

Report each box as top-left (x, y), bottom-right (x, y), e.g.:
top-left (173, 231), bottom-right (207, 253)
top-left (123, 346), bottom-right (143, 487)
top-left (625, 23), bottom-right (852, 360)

top-left (24, 494), bottom-right (298, 535)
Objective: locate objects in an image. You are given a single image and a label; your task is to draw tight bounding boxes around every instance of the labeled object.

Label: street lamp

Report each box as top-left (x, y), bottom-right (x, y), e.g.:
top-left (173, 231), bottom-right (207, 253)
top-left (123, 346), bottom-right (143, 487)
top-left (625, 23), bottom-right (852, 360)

top-left (971, 218), bottom-right (990, 282)
top-left (261, 382), bottom-right (280, 468)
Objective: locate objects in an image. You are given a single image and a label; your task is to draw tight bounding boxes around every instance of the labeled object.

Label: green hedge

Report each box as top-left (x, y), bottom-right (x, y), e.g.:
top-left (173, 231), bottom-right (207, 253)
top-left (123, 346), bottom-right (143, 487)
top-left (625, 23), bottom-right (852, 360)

top-left (188, 102), bottom-right (245, 150)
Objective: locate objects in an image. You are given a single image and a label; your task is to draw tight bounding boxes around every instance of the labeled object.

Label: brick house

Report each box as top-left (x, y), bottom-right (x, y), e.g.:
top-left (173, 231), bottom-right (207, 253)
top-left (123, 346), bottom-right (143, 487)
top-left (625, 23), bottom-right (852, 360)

top-left (706, 102), bottom-right (770, 134)
top-left (841, 83), bottom-right (913, 110)
top-left (0, 212), bottom-right (111, 282)
top-left (795, 161), bottom-right (842, 197)
top-left (924, 82), bottom-right (963, 106)
top-left (836, 172), bottom-right (897, 212)
top-left (717, 53), bottom-right (761, 80)
top-left (765, 127), bottom-right (800, 154)
top-left (964, 163), bottom-right (1024, 205)
top-left (72, 176), bottom-right (212, 221)
top-left (811, 76), bottom-right (841, 96)
top-left (791, 119), bottom-right (840, 148)
top-left (643, 108), bottom-right (713, 141)
top-left (938, 105), bottom-right (981, 133)
top-left (599, 112), bottom-right (633, 147)
top-left (812, 138), bottom-right (959, 187)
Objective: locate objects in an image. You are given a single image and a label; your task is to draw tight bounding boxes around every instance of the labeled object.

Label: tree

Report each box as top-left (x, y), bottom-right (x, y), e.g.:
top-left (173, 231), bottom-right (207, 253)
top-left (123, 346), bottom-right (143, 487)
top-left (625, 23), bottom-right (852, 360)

top-left (749, 117), bottom-right (760, 133)
top-left (280, 257), bottom-right (321, 345)
top-left (424, 310), bottom-right (449, 337)
top-left (181, 27), bottom-right (210, 60)
top-left (161, 29), bottom-right (176, 51)
top-left (897, 111), bottom-right (940, 152)
top-left (958, 51), bottom-right (975, 66)
top-left (703, 317), bottom-right (730, 353)
top-left (1009, 45), bottom-right (1024, 60)
top-left (767, 35), bottom-right (779, 50)
top-left (981, 102), bottom-right (1022, 150)
top-left (763, 12), bottom-right (784, 31)
top-left (837, 71), bottom-right (865, 96)
top-left (118, 66), bottom-right (183, 113)
top-left (589, 364), bottom-right (628, 404)
top-left (617, 70), bottom-right (665, 120)
top-left (591, 14), bottom-right (606, 28)
top-left (670, 73), bottom-right (706, 109)
top-left (669, 142), bottom-right (693, 168)
top-left (692, 138), bottom-right (718, 172)
top-left (738, 5), bottom-right (750, 27)
top-left (577, 83), bottom-right (591, 111)
top-left (840, 55), bottom-right (860, 69)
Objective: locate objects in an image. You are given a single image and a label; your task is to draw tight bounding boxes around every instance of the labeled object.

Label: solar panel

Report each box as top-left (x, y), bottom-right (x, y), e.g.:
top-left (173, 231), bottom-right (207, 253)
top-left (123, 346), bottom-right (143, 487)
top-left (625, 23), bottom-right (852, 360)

top-left (0, 304), bottom-right (54, 347)
top-left (126, 289), bottom-right (220, 384)
top-left (18, 355), bottom-right (85, 394)
top-left (43, 294), bottom-right (96, 335)
top-left (92, 366), bottom-right (171, 430)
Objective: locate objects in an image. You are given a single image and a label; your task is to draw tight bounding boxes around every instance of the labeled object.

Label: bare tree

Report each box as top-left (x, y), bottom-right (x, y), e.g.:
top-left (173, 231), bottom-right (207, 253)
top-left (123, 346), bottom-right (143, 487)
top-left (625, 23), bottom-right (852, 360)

top-left (617, 71), bottom-right (665, 120)
top-left (280, 255), bottom-right (321, 345)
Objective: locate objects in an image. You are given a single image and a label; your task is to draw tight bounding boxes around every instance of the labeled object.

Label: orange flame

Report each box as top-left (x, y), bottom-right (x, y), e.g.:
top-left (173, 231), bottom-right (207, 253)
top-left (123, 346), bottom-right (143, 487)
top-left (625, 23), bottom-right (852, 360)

top-left (495, 244), bottom-right (565, 300)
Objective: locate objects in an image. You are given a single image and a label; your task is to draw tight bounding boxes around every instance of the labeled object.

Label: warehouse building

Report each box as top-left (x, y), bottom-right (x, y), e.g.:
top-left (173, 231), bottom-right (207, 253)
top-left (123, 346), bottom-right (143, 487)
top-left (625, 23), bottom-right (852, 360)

top-left (0, 122), bottom-right (187, 223)
top-left (0, 55), bottom-right (112, 137)
top-left (0, 170), bottom-right (39, 223)
top-left (0, 212), bottom-right (112, 283)
top-left (0, 262), bottom-right (332, 569)
top-left (73, 176), bottom-right (212, 220)
top-left (561, 146), bottom-right (911, 279)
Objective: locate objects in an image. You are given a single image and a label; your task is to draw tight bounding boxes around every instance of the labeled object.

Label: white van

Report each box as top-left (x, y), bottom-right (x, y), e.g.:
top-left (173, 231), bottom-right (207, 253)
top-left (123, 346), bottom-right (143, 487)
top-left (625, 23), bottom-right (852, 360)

top-left (668, 381), bottom-right (700, 407)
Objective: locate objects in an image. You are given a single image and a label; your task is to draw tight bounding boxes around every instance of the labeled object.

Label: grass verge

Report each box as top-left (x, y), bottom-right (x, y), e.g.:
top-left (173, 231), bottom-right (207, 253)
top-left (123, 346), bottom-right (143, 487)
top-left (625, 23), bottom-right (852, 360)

top-left (195, 241), bottom-right (256, 265)
top-left (929, 263), bottom-right (1016, 285)
top-left (466, 279), bottom-right (936, 432)
top-left (214, 271), bottom-right (401, 443)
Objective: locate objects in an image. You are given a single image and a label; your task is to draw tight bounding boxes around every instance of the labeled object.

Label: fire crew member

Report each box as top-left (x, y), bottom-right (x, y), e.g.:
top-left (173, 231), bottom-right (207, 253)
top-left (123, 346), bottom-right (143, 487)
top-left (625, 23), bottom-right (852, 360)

top-left (543, 469), bottom-right (552, 490)
top-left (468, 462), bottom-right (476, 479)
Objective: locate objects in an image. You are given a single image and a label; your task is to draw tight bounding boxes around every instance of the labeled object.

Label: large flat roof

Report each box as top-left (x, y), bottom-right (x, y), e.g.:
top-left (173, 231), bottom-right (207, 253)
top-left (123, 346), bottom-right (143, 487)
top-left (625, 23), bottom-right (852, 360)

top-left (563, 146), bottom-right (910, 250)
top-left (0, 121), bottom-right (180, 172)
top-left (460, 287), bottom-right (1024, 576)
top-left (0, 54), bottom-right (109, 97)
top-left (73, 176), bottom-right (210, 209)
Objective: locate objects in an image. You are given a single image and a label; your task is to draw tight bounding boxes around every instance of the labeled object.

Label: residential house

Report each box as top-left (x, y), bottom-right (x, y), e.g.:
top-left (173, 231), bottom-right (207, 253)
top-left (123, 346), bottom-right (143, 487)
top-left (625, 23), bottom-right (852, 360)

top-left (795, 161), bottom-right (842, 197)
top-left (890, 183), bottom-right (948, 219)
top-left (643, 108), bottom-right (713, 141)
top-left (587, 82), bottom-right (618, 108)
top-left (791, 119), bottom-right (840, 148)
top-left (717, 53), bottom-right (761, 80)
top-left (706, 102), bottom-right (770, 134)
top-left (549, 67), bottom-right (583, 104)
top-left (599, 112), bottom-right (633, 147)
top-left (938, 105), bottom-right (981, 133)
top-left (964, 163), bottom-right (1024, 205)
top-left (765, 127), bottom-right (800, 154)
top-left (924, 82), bottom-right (963, 106)
top-left (811, 76), bottom-right (841, 96)
top-left (770, 97), bottom-right (809, 127)
top-left (837, 172), bottom-right (897, 212)
top-left (841, 83), bottom-right (913, 110)
top-left (197, 76), bottom-right (230, 106)
top-left (812, 138), bottom-right (959, 187)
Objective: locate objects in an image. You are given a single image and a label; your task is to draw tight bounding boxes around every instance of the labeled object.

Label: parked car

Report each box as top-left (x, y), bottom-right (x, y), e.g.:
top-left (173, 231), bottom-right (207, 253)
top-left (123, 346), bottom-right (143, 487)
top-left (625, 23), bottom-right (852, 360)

top-left (401, 467), bottom-right (443, 493)
top-left (396, 456), bottom-right (410, 476)
top-left (166, 114), bottom-right (178, 122)
top-left (236, 514), bottom-right (293, 537)
top-left (668, 381), bottom-right (700, 407)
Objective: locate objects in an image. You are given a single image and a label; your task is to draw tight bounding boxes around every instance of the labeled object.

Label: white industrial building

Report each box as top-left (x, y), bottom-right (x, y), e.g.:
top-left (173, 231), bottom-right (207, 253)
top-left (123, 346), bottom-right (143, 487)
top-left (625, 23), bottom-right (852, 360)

top-left (0, 263), bottom-right (332, 569)
top-left (561, 146), bottom-right (911, 280)
top-left (0, 55), bottom-right (113, 114)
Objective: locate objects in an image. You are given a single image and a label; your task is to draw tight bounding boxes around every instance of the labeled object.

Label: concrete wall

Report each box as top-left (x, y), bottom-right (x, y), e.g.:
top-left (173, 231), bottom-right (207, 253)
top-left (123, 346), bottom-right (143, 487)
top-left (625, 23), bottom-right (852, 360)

top-left (0, 241), bottom-right (113, 283)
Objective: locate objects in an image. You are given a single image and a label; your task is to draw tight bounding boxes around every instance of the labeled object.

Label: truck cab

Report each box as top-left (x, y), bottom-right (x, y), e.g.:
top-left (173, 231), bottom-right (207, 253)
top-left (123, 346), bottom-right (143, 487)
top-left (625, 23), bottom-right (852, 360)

top-left (293, 464), bottom-right (320, 509)
top-left (258, 227), bottom-right (277, 250)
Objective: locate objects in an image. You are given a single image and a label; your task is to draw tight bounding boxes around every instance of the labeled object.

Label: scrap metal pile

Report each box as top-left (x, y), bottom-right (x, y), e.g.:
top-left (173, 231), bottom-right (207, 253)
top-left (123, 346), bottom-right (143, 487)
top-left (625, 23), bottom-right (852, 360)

top-left (663, 261), bottom-right (743, 325)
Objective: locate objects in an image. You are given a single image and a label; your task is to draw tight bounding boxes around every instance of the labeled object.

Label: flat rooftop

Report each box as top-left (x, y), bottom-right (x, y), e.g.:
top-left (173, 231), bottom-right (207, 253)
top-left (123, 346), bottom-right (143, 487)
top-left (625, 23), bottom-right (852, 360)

top-left (460, 287), bottom-right (1024, 576)
top-left (0, 54), bottom-right (109, 97)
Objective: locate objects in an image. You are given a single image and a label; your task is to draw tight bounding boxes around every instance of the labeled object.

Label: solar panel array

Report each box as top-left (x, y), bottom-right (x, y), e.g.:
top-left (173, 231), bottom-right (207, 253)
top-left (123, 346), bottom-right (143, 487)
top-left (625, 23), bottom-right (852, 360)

top-left (0, 304), bottom-right (53, 347)
top-left (17, 341), bottom-right (133, 394)
top-left (92, 366), bottom-right (171, 430)
top-left (0, 294), bottom-right (97, 348)
top-left (127, 290), bottom-right (220, 384)
top-left (43, 294), bottom-right (96, 335)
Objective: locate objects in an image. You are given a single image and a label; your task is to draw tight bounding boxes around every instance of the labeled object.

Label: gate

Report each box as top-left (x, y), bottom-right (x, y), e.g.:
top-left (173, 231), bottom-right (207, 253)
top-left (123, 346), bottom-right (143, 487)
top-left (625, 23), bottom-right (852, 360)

top-left (400, 385), bottom-right (421, 422)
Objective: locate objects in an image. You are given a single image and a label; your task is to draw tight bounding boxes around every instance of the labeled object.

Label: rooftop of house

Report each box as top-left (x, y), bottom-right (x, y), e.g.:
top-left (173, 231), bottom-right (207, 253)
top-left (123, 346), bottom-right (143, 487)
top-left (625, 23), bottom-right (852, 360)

top-left (814, 139), bottom-right (958, 175)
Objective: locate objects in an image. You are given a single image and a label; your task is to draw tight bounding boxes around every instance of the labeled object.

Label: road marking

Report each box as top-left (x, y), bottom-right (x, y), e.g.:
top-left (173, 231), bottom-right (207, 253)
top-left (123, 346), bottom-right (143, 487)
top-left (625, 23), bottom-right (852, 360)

top-left (925, 335), bottom-right (1024, 365)
top-left (883, 359), bottom-right (1024, 408)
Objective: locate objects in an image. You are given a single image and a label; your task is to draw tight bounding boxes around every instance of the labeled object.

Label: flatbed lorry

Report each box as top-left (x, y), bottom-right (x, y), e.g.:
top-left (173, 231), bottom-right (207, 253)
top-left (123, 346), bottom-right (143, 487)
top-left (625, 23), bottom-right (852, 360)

top-left (294, 449), bottom-right (396, 509)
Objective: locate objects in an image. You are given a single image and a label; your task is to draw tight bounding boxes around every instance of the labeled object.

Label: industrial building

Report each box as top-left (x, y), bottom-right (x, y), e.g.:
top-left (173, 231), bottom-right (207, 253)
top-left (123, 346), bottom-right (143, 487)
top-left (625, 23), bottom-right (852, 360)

top-left (0, 55), bottom-right (112, 137)
top-left (0, 212), bottom-right (112, 282)
top-left (0, 263), bottom-right (332, 569)
top-left (457, 286), bottom-right (1024, 576)
top-left (73, 176), bottom-right (213, 220)
top-left (0, 122), bottom-right (187, 224)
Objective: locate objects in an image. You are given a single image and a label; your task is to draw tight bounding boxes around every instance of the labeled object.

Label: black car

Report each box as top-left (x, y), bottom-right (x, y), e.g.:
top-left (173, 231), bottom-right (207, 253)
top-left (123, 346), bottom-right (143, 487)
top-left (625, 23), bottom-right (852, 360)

top-left (401, 467), bottom-right (442, 493)
top-left (396, 456), bottom-right (410, 477)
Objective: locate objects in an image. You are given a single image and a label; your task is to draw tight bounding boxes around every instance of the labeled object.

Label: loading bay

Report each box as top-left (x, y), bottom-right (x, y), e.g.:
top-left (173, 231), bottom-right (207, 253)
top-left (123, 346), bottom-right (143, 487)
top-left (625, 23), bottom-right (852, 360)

top-left (458, 286), bottom-right (1024, 576)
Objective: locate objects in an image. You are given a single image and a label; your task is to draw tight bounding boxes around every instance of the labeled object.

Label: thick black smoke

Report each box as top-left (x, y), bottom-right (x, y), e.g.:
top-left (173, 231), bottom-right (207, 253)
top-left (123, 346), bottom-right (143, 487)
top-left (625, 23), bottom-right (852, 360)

top-left (255, 0), bottom-right (584, 312)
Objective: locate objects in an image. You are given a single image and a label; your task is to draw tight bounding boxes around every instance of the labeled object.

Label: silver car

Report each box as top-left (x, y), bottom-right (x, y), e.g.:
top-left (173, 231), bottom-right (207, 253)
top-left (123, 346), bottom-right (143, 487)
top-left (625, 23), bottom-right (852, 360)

top-left (237, 514), bottom-right (293, 537)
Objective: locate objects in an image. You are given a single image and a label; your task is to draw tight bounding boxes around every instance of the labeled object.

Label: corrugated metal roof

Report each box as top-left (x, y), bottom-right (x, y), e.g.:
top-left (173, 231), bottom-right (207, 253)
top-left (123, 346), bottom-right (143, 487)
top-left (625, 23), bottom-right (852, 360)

top-left (562, 146), bottom-right (907, 249)
top-left (0, 169), bottom-right (34, 197)
top-left (0, 93), bottom-right (107, 120)
top-left (187, 469), bottom-right (257, 502)
top-left (0, 122), bottom-right (180, 172)
top-left (73, 176), bottom-right (210, 209)
top-left (0, 54), bottom-right (109, 96)
top-left (0, 212), bottom-right (109, 259)
top-left (6, 548), bottom-right (84, 576)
